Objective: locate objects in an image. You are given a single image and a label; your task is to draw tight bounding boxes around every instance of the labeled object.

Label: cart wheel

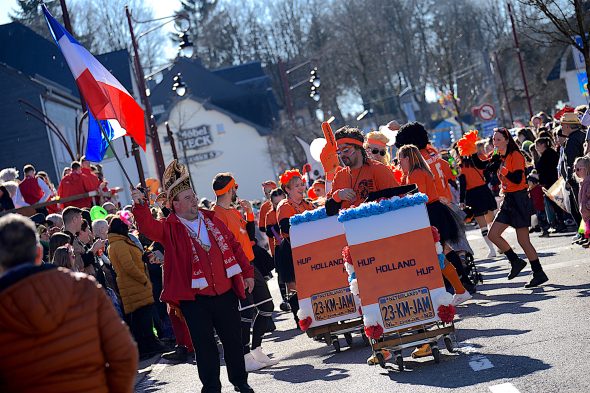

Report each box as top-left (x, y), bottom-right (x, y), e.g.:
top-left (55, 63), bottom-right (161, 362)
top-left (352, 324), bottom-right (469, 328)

top-left (333, 339), bottom-right (341, 352)
top-left (395, 354), bottom-right (404, 371)
top-left (362, 333), bottom-right (370, 347)
top-left (376, 351), bottom-right (386, 369)
top-left (344, 333), bottom-right (353, 346)
top-left (444, 336), bottom-right (455, 353)
top-left (432, 346), bottom-right (441, 364)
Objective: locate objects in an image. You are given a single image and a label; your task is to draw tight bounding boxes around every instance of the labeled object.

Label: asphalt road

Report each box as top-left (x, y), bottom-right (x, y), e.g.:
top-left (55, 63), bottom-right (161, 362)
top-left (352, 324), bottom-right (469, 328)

top-left (135, 226), bottom-right (590, 393)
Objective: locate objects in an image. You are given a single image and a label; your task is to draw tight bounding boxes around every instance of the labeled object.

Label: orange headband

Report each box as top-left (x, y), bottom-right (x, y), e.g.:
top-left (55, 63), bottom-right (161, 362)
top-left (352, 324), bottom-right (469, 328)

top-left (367, 138), bottom-right (387, 147)
top-left (214, 178), bottom-right (237, 196)
top-left (336, 138), bottom-right (364, 147)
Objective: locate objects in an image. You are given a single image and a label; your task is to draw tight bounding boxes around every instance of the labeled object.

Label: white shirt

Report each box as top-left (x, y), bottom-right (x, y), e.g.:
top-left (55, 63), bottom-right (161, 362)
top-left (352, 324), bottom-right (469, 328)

top-left (13, 178), bottom-right (52, 207)
top-left (178, 213), bottom-right (211, 248)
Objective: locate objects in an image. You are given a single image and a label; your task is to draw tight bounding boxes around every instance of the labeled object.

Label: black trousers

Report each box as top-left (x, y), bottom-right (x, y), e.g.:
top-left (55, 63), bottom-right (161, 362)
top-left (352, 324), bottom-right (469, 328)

top-left (125, 304), bottom-right (156, 355)
top-left (180, 290), bottom-right (247, 393)
top-left (240, 267), bottom-right (275, 353)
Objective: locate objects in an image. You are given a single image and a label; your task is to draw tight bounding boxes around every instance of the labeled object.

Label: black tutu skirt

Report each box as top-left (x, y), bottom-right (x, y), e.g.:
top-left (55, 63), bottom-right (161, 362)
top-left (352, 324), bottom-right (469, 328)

top-left (427, 200), bottom-right (461, 245)
top-left (495, 189), bottom-right (533, 229)
top-left (275, 239), bottom-right (296, 283)
top-left (466, 184), bottom-right (498, 217)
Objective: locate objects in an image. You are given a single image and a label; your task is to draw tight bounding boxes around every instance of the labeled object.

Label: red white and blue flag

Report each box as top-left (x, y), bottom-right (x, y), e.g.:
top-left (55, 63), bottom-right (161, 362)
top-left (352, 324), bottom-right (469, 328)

top-left (42, 5), bottom-right (146, 160)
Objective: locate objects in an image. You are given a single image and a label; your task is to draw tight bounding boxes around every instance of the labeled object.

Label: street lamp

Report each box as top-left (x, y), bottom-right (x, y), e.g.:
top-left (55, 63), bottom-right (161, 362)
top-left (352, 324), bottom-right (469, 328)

top-left (178, 33), bottom-right (194, 58)
top-left (172, 73), bottom-right (187, 97)
top-left (125, 6), bottom-right (193, 180)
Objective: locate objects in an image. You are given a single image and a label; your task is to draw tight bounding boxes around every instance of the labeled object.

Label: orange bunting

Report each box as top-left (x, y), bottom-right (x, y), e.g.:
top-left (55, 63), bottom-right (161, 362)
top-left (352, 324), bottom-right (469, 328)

top-left (279, 169), bottom-right (303, 186)
top-left (457, 129), bottom-right (479, 157)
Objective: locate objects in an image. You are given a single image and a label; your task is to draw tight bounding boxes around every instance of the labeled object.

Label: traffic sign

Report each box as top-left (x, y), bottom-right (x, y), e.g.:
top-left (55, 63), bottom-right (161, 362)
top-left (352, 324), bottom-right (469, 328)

top-left (478, 104), bottom-right (496, 121)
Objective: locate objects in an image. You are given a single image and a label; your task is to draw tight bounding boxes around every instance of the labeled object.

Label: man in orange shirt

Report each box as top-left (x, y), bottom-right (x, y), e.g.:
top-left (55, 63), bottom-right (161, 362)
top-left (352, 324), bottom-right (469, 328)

top-left (213, 173), bottom-right (278, 372)
top-left (257, 180), bottom-right (277, 244)
top-left (395, 122), bottom-right (456, 204)
top-left (326, 127), bottom-right (399, 215)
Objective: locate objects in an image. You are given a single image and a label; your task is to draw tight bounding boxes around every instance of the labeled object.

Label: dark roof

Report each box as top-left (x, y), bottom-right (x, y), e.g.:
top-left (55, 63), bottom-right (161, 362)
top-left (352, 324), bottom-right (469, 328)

top-left (0, 22), bottom-right (135, 96)
top-left (149, 58), bottom-right (279, 132)
top-left (0, 63), bottom-right (59, 182)
top-left (212, 61), bottom-right (267, 84)
top-left (547, 47), bottom-right (576, 82)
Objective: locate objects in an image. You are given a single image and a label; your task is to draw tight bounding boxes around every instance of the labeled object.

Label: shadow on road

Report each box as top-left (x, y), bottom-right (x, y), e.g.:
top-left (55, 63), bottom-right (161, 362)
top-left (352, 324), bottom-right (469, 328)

top-left (260, 363), bottom-right (350, 383)
top-left (377, 352), bottom-right (551, 388)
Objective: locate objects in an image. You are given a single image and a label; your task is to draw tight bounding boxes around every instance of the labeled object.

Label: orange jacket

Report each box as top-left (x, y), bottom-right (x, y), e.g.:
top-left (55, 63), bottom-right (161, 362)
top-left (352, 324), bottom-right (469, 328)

top-left (0, 264), bottom-right (138, 393)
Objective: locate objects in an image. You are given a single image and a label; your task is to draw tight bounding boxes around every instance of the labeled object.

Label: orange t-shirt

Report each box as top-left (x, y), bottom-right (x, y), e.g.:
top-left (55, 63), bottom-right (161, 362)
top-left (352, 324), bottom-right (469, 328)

top-left (499, 151), bottom-right (527, 193)
top-left (402, 168), bottom-right (439, 204)
top-left (328, 159), bottom-right (400, 209)
top-left (213, 205), bottom-right (255, 262)
top-left (258, 200), bottom-right (272, 230)
top-left (421, 148), bottom-right (454, 202)
top-left (461, 165), bottom-right (486, 190)
top-left (276, 198), bottom-right (314, 238)
top-left (264, 207), bottom-right (278, 256)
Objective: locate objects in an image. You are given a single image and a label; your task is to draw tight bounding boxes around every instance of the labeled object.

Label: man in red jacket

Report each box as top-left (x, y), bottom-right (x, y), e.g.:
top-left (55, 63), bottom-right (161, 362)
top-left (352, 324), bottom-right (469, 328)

top-left (57, 162), bottom-right (99, 208)
top-left (132, 160), bottom-right (255, 393)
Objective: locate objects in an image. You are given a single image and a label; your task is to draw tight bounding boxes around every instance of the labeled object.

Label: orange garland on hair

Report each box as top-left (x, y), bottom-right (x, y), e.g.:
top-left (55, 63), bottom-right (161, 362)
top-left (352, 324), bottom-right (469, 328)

top-left (279, 169), bottom-right (303, 187)
top-left (457, 129), bottom-right (479, 157)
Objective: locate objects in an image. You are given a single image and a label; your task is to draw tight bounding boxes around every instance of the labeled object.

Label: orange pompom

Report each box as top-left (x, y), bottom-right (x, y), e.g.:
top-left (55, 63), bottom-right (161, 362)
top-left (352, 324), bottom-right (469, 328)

top-left (279, 169), bottom-right (303, 187)
top-left (457, 130), bottom-right (479, 157)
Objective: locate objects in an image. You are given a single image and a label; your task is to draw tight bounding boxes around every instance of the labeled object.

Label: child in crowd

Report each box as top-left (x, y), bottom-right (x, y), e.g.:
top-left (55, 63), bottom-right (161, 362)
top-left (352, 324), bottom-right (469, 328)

top-left (527, 171), bottom-right (550, 237)
top-left (574, 156), bottom-right (590, 248)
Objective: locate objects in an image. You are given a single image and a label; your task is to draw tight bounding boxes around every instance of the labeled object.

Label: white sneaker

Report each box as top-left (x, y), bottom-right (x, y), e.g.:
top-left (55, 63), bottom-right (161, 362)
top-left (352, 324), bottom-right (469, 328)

top-left (251, 346), bottom-right (279, 365)
top-left (244, 352), bottom-right (267, 372)
top-left (487, 249), bottom-right (496, 258)
top-left (452, 292), bottom-right (472, 306)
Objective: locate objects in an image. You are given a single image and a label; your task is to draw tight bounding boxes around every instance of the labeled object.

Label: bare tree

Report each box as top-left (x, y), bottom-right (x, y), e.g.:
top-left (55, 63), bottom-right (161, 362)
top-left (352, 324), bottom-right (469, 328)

top-left (518, 0), bottom-right (590, 79)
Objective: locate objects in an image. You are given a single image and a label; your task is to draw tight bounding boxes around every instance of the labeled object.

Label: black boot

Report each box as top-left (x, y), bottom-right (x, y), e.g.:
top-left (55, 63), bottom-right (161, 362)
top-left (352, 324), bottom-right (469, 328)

top-left (161, 345), bottom-right (190, 363)
top-left (504, 249), bottom-right (527, 280)
top-left (288, 294), bottom-right (300, 329)
top-left (234, 383), bottom-right (255, 392)
top-left (524, 259), bottom-right (548, 288)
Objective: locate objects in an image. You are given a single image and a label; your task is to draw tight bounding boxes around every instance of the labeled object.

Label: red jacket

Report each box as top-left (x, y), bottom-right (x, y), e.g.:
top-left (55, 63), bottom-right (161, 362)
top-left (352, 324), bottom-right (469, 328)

top-left (57, 172), bottom-right (97, 208)
top-left (132, 203), bottom-right (254, 307)
top-left (19, 176), bottom-right (44, 205)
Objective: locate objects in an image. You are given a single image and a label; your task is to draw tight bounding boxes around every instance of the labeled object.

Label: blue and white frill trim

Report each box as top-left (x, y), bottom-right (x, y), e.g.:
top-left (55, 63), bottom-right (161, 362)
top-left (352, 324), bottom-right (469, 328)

top-left (337, 193), bottom-right (428, 223)
top-left (290, 206), bottom-right (328, 226)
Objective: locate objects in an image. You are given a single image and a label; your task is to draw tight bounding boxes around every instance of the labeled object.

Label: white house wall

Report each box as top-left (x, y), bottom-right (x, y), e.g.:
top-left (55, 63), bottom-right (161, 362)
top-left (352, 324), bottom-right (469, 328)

top-left (152, 98), bottom-right (276, 201)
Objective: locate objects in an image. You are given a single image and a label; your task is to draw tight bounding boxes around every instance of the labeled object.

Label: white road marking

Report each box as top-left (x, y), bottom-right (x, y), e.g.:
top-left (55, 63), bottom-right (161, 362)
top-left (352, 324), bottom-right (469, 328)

top-left (469, 354), bottom-right (494, 371)
top-left (489, 382), bottom-right (521, 393)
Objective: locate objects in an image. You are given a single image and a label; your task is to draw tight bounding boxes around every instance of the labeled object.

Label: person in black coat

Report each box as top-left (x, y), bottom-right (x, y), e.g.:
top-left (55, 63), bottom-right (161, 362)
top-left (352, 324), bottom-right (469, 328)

top-left (535, 137), bottom-right (567, 231)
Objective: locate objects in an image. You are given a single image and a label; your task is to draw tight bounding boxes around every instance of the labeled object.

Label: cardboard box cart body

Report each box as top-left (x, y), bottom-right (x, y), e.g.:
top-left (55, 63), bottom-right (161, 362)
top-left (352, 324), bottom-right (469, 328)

top-left (290, 209), bottom-right (362, 329)
top-left (338, 196), bottom-right (449, 333)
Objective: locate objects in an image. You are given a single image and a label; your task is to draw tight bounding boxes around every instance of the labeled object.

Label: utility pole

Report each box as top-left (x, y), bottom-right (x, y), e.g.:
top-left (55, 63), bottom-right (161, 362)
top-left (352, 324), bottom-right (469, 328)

top-left (507, 2), bottom-right (534, 119)
top-left (494, 51), bottom-right (514, 125)
top-left (126, 6), bottom-right (166, 181)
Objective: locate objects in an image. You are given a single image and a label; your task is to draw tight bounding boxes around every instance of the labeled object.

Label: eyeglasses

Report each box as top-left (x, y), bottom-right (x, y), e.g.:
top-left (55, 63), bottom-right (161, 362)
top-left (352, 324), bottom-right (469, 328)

top-left (369, 148), bottom-right (386, 156)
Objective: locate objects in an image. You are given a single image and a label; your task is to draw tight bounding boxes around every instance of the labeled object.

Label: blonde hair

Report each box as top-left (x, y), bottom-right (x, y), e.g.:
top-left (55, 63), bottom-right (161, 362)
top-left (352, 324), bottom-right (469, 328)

top-left (364, 131), bottom-right (391, 164)
top-left (574, 156), bottom-right (590, 182)
top-left (397, 145), bottom-right (433, 178)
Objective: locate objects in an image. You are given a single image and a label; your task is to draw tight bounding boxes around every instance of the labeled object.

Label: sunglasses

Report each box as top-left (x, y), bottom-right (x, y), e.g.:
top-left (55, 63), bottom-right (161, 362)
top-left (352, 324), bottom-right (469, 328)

top-left (337, 146), bottom-right (355, 156)
top-left (369, 148), bottom-right (386, 156)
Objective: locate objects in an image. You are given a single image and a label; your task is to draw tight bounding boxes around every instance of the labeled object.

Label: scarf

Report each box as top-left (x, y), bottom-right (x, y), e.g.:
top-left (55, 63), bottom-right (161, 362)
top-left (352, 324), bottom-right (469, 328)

top-left (182, 214), bottom-right (242, 289)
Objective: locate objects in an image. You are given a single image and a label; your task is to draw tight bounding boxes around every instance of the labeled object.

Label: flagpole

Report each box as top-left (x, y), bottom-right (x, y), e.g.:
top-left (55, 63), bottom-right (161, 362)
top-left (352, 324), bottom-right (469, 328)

top-left (96, 120), bottom-right (138, 188)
